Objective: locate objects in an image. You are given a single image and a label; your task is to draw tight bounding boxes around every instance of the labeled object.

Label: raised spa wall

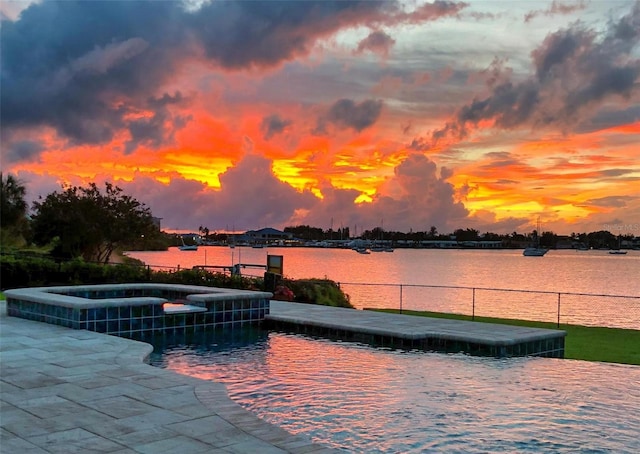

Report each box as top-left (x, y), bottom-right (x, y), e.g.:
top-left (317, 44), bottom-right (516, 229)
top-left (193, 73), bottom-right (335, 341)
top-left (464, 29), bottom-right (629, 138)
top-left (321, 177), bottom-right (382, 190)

top-left (5, 284), bottom-right (272, 339)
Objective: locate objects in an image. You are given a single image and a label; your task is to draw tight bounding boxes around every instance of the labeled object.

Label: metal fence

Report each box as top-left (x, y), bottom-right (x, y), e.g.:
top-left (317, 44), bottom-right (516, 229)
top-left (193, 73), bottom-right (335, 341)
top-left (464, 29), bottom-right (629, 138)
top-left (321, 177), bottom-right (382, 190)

top-left (3, 251), bottom-right (637, 330)
top-left (337, 281), bottom-right (640, 330)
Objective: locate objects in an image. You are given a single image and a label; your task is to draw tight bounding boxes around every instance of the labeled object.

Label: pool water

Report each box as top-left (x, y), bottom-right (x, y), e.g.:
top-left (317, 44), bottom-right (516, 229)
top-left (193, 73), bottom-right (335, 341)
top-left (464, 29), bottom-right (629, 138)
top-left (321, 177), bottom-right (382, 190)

top-left (149, 328), bottom-right (640, 453)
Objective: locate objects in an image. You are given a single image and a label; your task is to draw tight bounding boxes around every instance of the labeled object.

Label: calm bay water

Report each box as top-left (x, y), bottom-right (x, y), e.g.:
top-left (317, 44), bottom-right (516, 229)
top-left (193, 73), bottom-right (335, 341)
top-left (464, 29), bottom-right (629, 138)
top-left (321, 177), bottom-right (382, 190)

top-left (150, 329), bottom-right (640, 453)
top-left (126, 247), bottom-right (640, 329)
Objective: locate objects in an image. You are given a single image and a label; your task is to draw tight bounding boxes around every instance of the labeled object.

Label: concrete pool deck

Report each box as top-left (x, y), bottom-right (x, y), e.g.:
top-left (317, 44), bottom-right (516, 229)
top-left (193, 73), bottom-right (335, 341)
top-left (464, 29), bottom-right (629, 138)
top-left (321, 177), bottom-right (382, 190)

top-left (0, 302), bottom-right (337, 453)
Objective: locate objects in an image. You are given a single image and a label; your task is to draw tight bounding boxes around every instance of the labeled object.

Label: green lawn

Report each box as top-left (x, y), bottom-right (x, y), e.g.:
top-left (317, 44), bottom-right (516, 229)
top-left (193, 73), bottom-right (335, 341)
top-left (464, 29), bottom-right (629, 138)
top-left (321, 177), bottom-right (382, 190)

top-left (371, 309), bottom-right (640, 366)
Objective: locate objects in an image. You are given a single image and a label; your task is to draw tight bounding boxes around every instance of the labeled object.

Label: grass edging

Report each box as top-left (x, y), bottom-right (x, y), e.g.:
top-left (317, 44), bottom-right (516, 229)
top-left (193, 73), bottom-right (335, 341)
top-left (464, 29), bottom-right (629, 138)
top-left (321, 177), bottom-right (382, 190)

top-left (368, 308), bottom-right (640, 366)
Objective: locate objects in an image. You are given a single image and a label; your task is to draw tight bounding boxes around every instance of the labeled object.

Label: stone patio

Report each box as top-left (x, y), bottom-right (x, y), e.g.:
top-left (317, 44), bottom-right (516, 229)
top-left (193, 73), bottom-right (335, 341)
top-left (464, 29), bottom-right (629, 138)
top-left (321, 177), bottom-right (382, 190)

top-left (0, 301), bottom-right (337, 453)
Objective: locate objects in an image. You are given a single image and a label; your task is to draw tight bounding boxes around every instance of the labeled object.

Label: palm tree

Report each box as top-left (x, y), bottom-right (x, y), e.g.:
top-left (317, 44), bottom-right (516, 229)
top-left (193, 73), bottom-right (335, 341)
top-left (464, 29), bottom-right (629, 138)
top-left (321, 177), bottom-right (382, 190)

top-left (1, 173), bottom-right (29, 246)
top-left (1, 173), bottom-right (27, 229)
top-left (198, 225), bottom-right (210, 241)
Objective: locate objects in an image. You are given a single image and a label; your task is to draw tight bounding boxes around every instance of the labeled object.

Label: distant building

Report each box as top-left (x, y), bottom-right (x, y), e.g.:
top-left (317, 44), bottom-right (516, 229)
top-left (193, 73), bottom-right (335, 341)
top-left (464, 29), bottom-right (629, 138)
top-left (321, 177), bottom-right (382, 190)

top-left (418, 240), bottom-right (503, 248)
top-left (234, 228), bottom-right (293, 246)
top-left (555, 238), bottom-right (574, 249)
top-left (459, 240), bottom-right (503, 249)
top-left (152, 217), bottom-right (162, 230)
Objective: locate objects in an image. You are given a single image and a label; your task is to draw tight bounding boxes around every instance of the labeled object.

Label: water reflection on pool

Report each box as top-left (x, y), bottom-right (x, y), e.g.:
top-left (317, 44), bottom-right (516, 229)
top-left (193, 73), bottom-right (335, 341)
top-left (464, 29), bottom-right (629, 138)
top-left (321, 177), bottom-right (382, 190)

top-left (149, 328), bottom-right (640, 453)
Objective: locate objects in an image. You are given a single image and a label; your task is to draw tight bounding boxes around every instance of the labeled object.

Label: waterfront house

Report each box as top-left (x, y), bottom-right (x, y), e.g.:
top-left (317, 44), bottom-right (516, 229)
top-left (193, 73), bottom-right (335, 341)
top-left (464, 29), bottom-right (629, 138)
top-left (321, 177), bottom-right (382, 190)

top-left (235, 228), bottom-right (293, 246)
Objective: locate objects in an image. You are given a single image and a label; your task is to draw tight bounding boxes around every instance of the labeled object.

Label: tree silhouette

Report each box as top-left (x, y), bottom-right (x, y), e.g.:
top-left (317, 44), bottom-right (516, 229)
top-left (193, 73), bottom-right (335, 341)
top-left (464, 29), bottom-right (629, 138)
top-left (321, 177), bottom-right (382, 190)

top-left (31, 182), bottom-right (156, 263)
top-left (1, 173), bottom-right (29, 245)
top-left (1, 173), bottom-right (27, 228)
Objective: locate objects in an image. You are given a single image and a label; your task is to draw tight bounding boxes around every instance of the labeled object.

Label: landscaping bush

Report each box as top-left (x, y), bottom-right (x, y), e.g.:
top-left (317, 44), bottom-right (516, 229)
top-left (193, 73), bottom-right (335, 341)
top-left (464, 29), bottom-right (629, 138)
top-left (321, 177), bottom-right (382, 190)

top-left (0, 253), bottom-right (60, 288)
top-left (285, 278), bottom-right (352, 308)
top-left (148, 267), bottom-right (259, 290)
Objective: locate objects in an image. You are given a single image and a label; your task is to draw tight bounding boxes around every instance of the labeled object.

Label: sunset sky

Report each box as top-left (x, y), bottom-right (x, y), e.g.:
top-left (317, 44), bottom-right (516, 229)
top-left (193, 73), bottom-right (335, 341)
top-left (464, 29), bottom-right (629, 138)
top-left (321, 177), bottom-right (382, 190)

top-left (2, 0), bottom-right (639, 235)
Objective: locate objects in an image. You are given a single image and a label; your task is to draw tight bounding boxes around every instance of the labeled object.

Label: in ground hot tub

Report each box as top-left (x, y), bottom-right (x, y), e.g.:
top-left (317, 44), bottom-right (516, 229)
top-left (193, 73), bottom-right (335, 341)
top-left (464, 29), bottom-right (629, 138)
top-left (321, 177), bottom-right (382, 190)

top-left (5, 283), bottom-right (272, 338)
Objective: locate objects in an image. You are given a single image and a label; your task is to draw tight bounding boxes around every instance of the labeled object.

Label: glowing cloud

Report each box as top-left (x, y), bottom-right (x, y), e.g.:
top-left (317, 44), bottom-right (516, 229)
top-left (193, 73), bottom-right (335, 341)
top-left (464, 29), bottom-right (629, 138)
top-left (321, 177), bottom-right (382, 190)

top-left (2, 0), bottom-right (638, 234)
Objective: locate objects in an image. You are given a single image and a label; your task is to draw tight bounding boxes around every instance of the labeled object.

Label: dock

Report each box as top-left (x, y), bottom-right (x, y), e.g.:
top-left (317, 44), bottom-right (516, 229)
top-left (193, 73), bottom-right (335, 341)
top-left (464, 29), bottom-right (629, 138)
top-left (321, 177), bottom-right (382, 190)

top-left (266, 301), bottom-right (566, 358)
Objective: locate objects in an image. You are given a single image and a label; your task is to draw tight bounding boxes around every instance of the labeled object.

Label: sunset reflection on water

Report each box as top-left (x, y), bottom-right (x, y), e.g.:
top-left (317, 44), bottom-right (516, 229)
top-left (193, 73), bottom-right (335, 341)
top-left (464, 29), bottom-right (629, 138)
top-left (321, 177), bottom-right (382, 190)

top-left (150, 329), bottom-right (640, 453)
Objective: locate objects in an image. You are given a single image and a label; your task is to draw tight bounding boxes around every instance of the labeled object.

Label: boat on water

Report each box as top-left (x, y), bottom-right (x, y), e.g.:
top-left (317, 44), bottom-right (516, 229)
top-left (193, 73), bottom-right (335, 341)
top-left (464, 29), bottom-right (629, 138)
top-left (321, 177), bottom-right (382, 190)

top-left (178, 235), bottom-right (198, 251)
top-left (523, 247), bottom-right (547, 256)
top-left (355, 247), bottom-right (370, 254)
top-left (609, 236), bottom-right (627, 254)
top-left (523, 218), bottom-right (547, 256)
top-left (371, 219), bottom-right (394, 252)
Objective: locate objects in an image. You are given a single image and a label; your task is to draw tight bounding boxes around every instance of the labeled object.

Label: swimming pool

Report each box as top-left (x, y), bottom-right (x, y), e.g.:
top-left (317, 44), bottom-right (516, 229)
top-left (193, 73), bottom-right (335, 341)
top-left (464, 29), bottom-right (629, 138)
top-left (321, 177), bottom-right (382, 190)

top-left (149, 328), bottom-right (640, 453)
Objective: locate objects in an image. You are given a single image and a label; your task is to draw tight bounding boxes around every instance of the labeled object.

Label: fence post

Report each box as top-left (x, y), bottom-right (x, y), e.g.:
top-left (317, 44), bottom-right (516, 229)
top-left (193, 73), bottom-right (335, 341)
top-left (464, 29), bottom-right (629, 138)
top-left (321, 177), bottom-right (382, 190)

top-left (472, 288), bottom-right (476, 321)
top-left (557, 293), bottom-right (561, 328)
top-left (399, 284), bottom-right (403, 314)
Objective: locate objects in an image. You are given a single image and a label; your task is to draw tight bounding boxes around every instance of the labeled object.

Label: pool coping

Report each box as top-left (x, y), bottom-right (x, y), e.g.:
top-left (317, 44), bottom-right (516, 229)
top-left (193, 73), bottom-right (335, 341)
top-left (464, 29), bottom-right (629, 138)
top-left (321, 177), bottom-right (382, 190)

top-left (4, 283), bottom-right (273, 309)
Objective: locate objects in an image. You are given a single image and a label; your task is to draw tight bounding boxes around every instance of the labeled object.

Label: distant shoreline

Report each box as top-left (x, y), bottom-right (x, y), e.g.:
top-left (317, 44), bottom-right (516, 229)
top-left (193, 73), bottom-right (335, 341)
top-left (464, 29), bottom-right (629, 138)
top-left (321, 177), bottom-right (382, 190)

top-left (157, 243), bottom-right (638, 252)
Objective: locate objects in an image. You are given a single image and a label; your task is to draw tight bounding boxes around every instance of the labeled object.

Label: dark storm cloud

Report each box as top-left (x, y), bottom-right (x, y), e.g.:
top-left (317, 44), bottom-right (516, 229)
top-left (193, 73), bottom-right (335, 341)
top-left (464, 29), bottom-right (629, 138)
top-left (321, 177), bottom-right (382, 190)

top-left (532, 28), bottom-right (587, 81)
top-left (189, 0), bottom-right (466, 69)
top-left (1, 0), bottom-right (469, 157)
top-left (0, 1), bottom-right (380, 152)
top-left (576, 105), bottom-right (640, 133)
top-left (125, 92), bottom-right (191, 154)
top-left (408, 137), bottom-right (431, 151)
top-left (0, 0), bottom-right (184, 147)
top-left (456, 80), bottom-right (540, 128)
top-left (261, 114), bottom-right (292, 140)
top-left (564, 65), bottom-right (638, 114)
top-left (432, 2), bottom-right (640, 142)
top-left (324, 99), bottom-right (384, 132)
top-left (4, 140), bottom-right (44, 164)
top-left (355, 30), bottom-right (396, 56)
top-left (190, 1), bottom-right (389, 70)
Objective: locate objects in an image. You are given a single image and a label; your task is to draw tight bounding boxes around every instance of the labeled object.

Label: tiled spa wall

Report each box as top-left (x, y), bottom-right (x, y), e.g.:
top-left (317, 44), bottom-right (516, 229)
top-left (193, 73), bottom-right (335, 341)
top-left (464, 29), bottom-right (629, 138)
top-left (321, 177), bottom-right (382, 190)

top-left (6, 291), bottom-right (270, 337)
